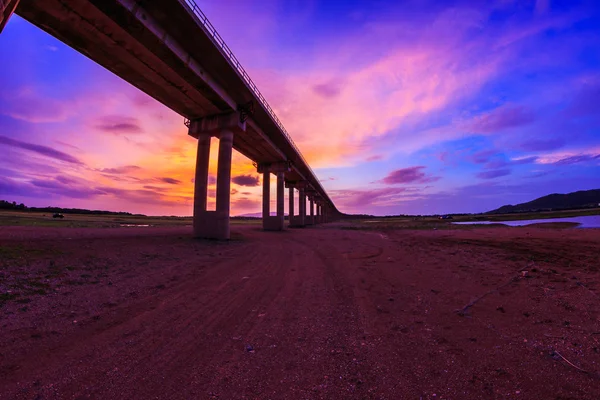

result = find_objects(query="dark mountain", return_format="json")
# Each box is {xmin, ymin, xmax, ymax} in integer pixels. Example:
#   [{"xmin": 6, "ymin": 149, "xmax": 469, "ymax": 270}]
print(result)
[{"xmin": 487, "ymin": 189, "xmax": 600, "ymax": 214}]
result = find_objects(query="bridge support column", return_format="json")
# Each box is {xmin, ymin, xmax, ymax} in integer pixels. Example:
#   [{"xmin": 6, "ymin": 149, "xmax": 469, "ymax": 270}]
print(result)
[
  {"xmin": 286, "ymin": 181, "xmax": 307, "ymax": 228},
  {"xmin": 0, "ymin": 0, "xmax": 19, "ymax": 34},
  {"xmin": 298, "ymin": 186, "xmax": 306, "ymax": 227},
  {"xmin": 307, "ymin": 197, "xmax": 315, "ymax": 225},
  {"xmin": 189, "ymin": 112, "xmax": 245, "ymax": 240},
  {"xmin": 277, "ymin": 172, "xmax": 285, "ymax": 226},
  {"xmin": 288, "ymin": 185, "xmax": 294, "ymax": 227},
  {"xmin": 258, "ymin": 162, "xmax": 289, "ymax": 231}
]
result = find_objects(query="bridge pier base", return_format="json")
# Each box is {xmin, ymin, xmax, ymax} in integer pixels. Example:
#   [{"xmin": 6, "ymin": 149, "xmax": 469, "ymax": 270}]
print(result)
[{"xmin": 189, "ymin": 113, "xmax": 244, "ymax": 240}]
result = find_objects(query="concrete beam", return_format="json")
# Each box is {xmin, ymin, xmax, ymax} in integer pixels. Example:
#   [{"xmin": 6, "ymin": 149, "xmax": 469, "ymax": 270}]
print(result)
[
  {"xmin": 257, "ymin": 161, "xmax": 291, "ymax": 174},
  {"xmin": 188, "ymin": 112, "xmax": 245, "ymax": 139},
  {"xmin": 0, "ymin": 0, "xmax": 19, "ymax": 33}
]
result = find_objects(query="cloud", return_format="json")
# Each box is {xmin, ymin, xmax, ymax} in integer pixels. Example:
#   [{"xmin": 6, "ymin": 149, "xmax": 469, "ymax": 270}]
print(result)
[
  {"xmin": 312, "ymin": 80, "xmax": 343, "ymax": 98},
  {"xmin": 0, "ymin": 176, "xmax": 45, "ymax": 197},
  {"xmin": 0, "ymin": 135, "xmax": 83, "ymax": 165},
  {"xmin": 467, "ymin": 105, "xmax": 535, "ymax": 134},
  {"xmin": 1, "ymin": 89, "xmax": 73, "ymax": 123},
  {"xmin": 232, "ymin": 197, "xmax": 260, "ymax": 210},
  {"xmin": 477, "ymin": 169, "xmax": 511, "ymax": 179},
  {"xmin": 232, "ymin": 174, "xmax": 260, "ymax": 187},
  {"xmin": 535, "ymin": 147, "xmax": 600, "ymax": 165},
  {"xmin": 30, "ymin": 178, "xmax": 106, "ymax": 199},
  {"xmin": 518, "ymin": 138, "xmax": 565, "ymax": 152},
  {"xmin": 470, "ymin": 149, "xmax": 498, "ymax": 164},
  {"xmin": 552, "ymin": 154, "xmax": 600, "ymax": 165},
  {"xmin": 94, "ymin": 115, "xmax": 143, "ymax": 134},
  {"xmin": 380, "ymin": 166, "xmax": 439, "ymax": 185},
  {"xmin": 512, "ymin": 156, "xmax": 538, "ymax": 165},
  {"xmin": 99, "ymin": 165, "xmax": 142, "ymax": 174},
  {"xmin": 331, "ymin": 187, "xmax": 417, "ymax": 209},
  {"xmin": 158, "ymin": 177, "xmax": 181, "ymax": 185},
  {"xmin": 366, "ymin": 155, "xmax": 383, "ymax": 162}
]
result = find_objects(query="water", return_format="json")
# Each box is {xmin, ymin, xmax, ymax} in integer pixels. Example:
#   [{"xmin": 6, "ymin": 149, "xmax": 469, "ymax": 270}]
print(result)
[
  {"xmin": 453, "ymin": 215, "xmax": 600, "ymax": 228},
  {"xmin": 120, "ymin": 224, "xmax": 151, "ymax": 227}
]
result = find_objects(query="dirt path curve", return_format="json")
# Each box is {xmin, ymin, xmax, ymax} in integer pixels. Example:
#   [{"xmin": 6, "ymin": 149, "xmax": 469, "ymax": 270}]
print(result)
[{"xmin": 1, "ymin": 225, "xmax": 600, "ymax": 399}]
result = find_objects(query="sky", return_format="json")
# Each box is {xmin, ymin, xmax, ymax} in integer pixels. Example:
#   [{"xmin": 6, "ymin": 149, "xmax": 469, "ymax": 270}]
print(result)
[{"xmin": 0, "ymin": 0, "xmax": 599, "ymax": 216}]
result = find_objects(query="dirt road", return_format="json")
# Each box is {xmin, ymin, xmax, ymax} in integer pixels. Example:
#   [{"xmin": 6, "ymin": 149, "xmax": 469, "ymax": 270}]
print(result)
[{"xmin": 1, "ymin": 225, "xmax": 599, "ymax": 399}]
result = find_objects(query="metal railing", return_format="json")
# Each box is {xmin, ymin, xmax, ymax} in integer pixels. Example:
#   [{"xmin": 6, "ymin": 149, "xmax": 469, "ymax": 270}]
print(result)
[{"xmin": 180, "ymin": 0, "xmax": 327, "ymax": 198}]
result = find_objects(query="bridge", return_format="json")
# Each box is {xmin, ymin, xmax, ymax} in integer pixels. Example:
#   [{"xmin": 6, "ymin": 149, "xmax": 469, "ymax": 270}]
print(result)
[{"xmin": 0, "ymin": 0, "xmax": 340, "ymax": 239}]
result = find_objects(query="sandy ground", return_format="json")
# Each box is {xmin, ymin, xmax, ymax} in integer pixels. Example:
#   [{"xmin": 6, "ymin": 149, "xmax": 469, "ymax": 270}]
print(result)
[{"xmin": 1, "ymin": 224, "xmax": 599, "ymax": 399}]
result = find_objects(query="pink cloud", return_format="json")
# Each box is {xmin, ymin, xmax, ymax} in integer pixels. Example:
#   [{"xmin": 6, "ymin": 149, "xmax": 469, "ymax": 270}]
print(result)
[
  {"xmin": 466, "ymin": 105, "xmax": 535, "ymax": 134},
  {"xmin": 380, "ymin": 166, "xmax": 439, "ymax": 185},
  {"xmin": 94, "ymin": 115, "xmax": 143, "ymax": 135}
]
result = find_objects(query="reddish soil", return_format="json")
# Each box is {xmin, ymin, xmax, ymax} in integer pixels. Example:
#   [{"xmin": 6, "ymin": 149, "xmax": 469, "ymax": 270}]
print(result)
[{"xmin": 1, "ymin": 224, "xmax": 600, "ymax": 399}]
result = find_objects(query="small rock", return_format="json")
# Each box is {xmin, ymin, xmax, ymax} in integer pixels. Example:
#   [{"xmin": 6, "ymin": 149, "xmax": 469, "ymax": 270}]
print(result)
[{"xmin": 246, "ymin": 344, "xmax": 255, "ymax": 353}]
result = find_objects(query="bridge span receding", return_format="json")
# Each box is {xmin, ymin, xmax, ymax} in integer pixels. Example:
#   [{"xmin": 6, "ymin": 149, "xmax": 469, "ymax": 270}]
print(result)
[{"xmin": 1, "ymin": 0, "xmax": 339, "ymax": 238}]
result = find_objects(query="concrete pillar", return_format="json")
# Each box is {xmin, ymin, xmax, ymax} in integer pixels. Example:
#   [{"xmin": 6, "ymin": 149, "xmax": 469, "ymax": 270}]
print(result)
[
  {"xmin": 309, "ymin": 198, "xmax": 315, "ymax": 225},
  {"xmin": 276, "ymin": 172, "xmax": 285, "ymax": 225},
  {"xmin": 188, "ymin": 112, "xmax": 244, "ymax": 240},
  {"xmin": 262, "ymin": 170, "xmax": 270, "ymax": 223},
  {"xmin": 215, "ymin": 130, "xmax": 234, "ymax": 239},
  {"xmin": 0, "ymin": 0, "xmax": 19, "ymax": 34},
  {"xmin": 259, "ymin": 162, "xmax": 288, "ymax": 231},
  {"xmin": 193, "ymin": 133, "xmax": 211, "ymax": 237},
  {"xmin": 288, "ymin": 186, "xmax": 294, "ymax": 225},
  {"xmin": 299, "ymin": 187, "xmax": 306, "ymax": 226}
]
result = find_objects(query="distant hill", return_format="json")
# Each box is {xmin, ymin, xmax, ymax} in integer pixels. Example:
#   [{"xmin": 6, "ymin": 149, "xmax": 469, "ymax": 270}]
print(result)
[{"xmin": 487, "ymin": 189, "xmax": 600, "ymax": 214}]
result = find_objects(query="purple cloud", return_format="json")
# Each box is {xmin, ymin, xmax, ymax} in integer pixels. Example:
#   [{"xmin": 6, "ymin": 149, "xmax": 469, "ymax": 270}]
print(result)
[
  {"xmin": 552, "ymin": 154, "xmax": 600, "ymax": 165},
  {"xmin": 232, "ymin": 174, "xmax": 260, "ymax": 187},
  {"xmin": 94, "ymin": 116, "xmax": 142, "ymax": 134},
  {"xmin": 0, "ymin": 135, "xmax": 83, "ymax": 165},
  {"xmin": 469, "ymin": 106, "xmax": 535, "ymax": 133},
  {"xmin": 484, "ymin": 159, "xmax": 509, "ymax": 169},
  {"xmin": 477, "ymin": 169, "xmax": 511, "ymax": 179},
  {"xmin": 30, "ymin": 178, "xmax": 106, "ymax": 198},
  {"xmin": 512, "ymin": 156, "xmax": 538, "ymax": 165},
  {"xmin": 366, "ymin": 154, "xmax": 383, "ymax": 162},
  {"xmin": 519, "ymin": 138, "xmax": 565, "ymax": 152},
  {"xmin": 381, "ymin": 166, "xmax": 439, "ymax": 185},
  {"xmin": 470, "ymin": 149, "xmax": 497, "ymax": 164},
  {"xmin": 332, "ymin": 187, "xmax": 413, "ymax": 208},
  {"xmin": 142, "ymin": 185, "xmax": 167, "ymax": 192},
  {"xmin": 312, "ymin": 80, "xmax": 343, "ymax": 98},
  {"xmin": 2, "ymin": 92, "xmax": 71, "ymax": 123},
  {"xmin": 158, "ymin": 177, "xmax": 181, "ymax": 185},
  {"xmin": 100, "ymin": 165, "xmax": 142, "ymax": 174}
]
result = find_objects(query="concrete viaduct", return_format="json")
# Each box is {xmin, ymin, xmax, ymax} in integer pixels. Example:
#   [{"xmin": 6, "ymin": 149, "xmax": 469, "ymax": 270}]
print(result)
[{"xmin": 1, "ymin": 0, "xmax": 340, "ymax": 239}]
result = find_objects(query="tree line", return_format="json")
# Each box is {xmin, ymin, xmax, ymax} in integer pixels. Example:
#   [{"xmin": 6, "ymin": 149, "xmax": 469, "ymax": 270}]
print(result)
[{"xmin": 0, "ymin": 200, "xmax": 139, "ymax": 216}]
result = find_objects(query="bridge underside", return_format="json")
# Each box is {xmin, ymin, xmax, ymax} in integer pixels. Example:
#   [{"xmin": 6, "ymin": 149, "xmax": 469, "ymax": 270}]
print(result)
[{"xmin": 8, "ymin": 0, "xmax": 338, "ymax": 238}]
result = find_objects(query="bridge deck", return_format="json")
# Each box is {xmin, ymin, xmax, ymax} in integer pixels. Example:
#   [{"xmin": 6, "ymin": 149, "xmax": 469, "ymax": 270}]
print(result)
[{"xmin": 16, "ymin": 0, "xmax": 333, "ymax": 202}]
